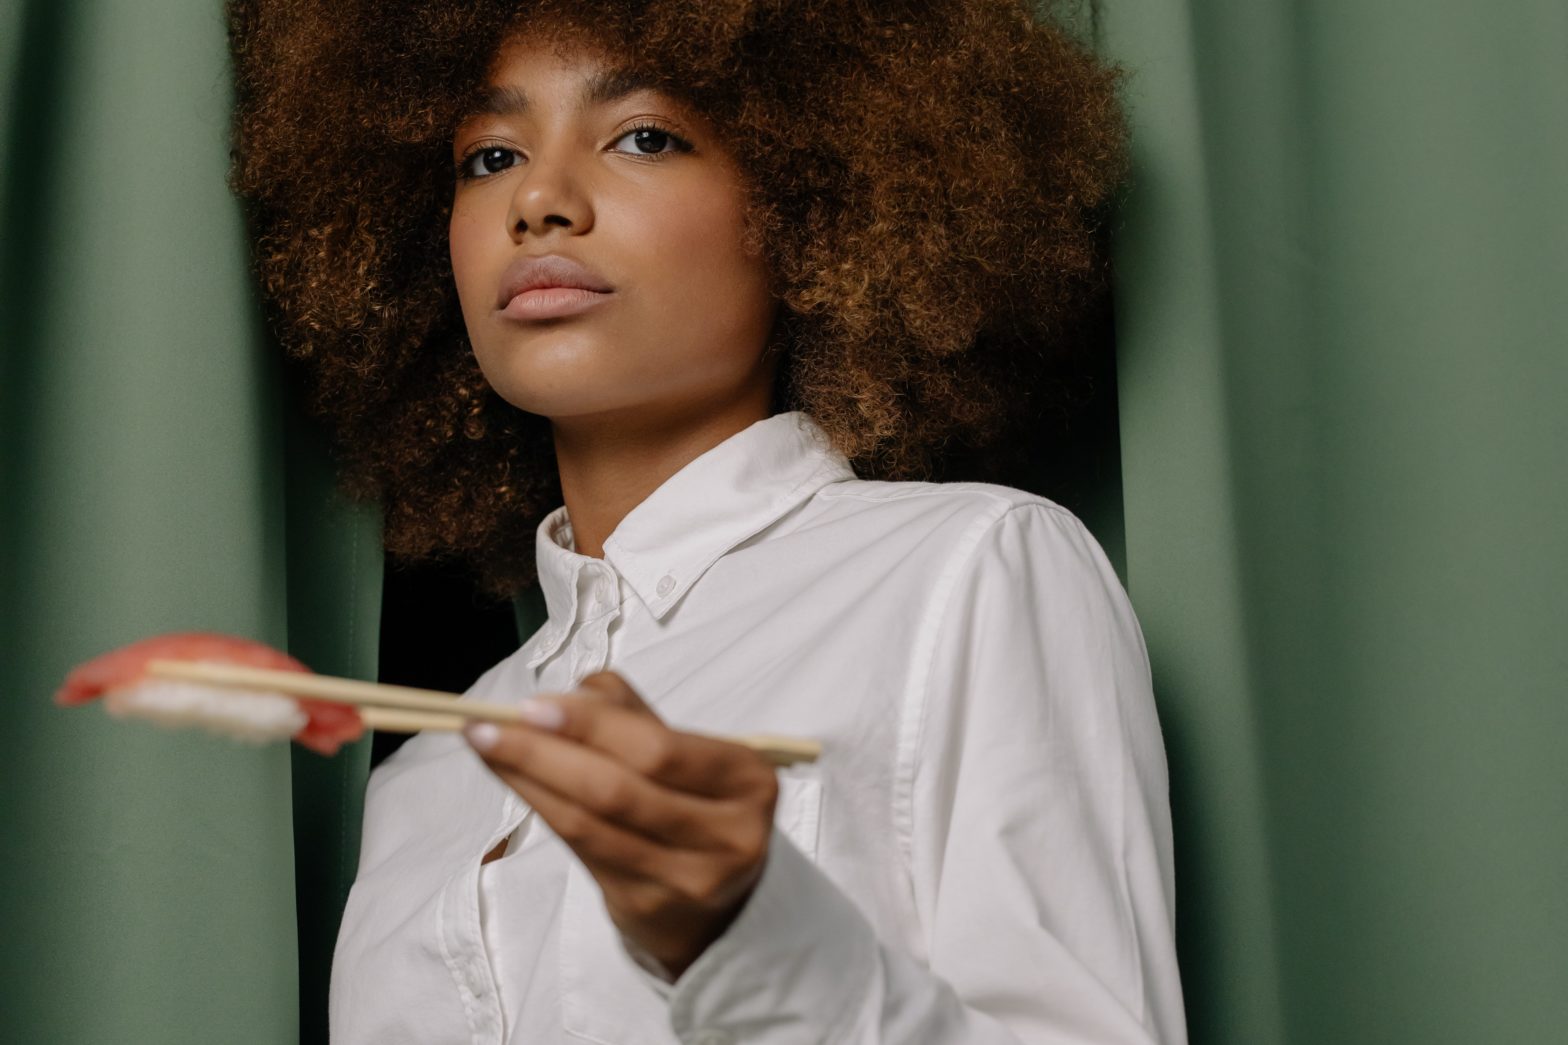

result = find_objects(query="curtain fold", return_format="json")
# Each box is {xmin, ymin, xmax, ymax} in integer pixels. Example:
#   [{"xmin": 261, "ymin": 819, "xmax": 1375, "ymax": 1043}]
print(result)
[
  {"xmin": 0, "ymin": 2, "xmax": 381, "ymax": 1041},
  {"xmin": 1098, "ymin": 1, "xmax": 1568, "ymax": 1042},
  {"xmin": 284, "ymin": 397, "xmax": 384, "ymax": 1045}
]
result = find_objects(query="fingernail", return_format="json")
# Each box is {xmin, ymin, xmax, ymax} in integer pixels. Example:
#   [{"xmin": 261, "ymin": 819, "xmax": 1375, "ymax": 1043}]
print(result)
[
  {"xmin": 464, "ymin": 722, "xmax": 501, "ymax": 751},
  {"xmin": 517, "ymin": 698, "xmax": 565, "ymax": 731}
]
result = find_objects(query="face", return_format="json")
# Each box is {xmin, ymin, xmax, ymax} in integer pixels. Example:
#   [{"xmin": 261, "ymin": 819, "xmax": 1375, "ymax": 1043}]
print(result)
[{"xmin": 449, "ymin": 33, "xmax": 780, "ymax": 430}]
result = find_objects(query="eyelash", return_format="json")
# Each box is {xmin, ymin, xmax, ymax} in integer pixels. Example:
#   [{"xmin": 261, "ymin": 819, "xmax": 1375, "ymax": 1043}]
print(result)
[{"xmin": 453, "ymin": 121, "xmax": 694, "ymax": 182}]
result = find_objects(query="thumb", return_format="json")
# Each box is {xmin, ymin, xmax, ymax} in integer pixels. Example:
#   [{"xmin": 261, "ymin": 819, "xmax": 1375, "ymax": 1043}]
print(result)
[{"xmin": 573, "ymin": 670, "xmax": 658, "ymax": 717}]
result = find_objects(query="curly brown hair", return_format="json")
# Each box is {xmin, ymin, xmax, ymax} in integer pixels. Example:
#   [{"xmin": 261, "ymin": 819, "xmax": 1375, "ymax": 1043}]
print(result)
[{"xmin": 225, "ymin": 0, "xmax": 1128, "ymax": 596}]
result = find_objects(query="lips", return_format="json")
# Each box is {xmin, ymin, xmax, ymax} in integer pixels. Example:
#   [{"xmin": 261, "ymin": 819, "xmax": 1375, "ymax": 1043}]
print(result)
[{"xmin": 496, "ymin": 253, "xmax": 614, "ymax": 310}]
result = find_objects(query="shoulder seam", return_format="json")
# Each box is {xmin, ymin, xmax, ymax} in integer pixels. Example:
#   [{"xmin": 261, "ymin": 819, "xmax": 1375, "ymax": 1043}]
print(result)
[{"xmin": 817, "ymin": 478, "xmax": 1064, "ymax": 513}]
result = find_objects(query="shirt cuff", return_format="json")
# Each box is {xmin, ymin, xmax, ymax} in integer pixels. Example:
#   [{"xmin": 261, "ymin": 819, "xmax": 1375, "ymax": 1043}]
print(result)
[{"xmin": 662, "ymin": 825, "xmax": 877, "ymax": 1042}]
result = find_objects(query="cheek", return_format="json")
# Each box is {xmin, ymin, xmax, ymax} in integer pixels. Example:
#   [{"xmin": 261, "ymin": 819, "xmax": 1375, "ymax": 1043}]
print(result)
[
  {"xmin": 448, "ymin": 208, "xmax": 491, "ymax": 321},
  {"xmin": 633, "ymin": 186, "xmax": 767, "ymax": 304}
]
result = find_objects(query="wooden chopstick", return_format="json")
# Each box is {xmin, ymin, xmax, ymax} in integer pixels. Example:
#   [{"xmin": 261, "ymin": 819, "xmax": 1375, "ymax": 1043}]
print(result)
[
  {"xmin": 357, "ymin": 707, "xmax": 471, "ymax": 733},
  {"xmin": 145, "ymin": 659, "xmax": 820, "ymax": 766}
]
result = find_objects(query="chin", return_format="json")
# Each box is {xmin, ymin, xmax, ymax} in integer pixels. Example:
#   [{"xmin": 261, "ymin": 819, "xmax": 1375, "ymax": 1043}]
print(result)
[
  {"xmin": 478, "ymin": 369, "xmax": 645, "ymax": 421},
  {"xmin": 472, "ymin": 334, "xmax": 616, "ymax": 409}
]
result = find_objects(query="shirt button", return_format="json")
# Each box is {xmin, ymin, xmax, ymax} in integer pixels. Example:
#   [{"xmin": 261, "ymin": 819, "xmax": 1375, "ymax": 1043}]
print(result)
[
  {"xmin": 692, "ymin": 1032, "xmax": 732, "ymax": 1045},
  {"xmin": 656, "ymin": 574, "xmax": 675, "ymax": 597}
]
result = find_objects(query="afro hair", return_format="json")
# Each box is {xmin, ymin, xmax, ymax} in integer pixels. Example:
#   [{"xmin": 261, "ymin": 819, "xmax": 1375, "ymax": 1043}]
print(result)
[{"xmin": 226, "ymin": 0, "xmax": 1128, "ymax": 595}]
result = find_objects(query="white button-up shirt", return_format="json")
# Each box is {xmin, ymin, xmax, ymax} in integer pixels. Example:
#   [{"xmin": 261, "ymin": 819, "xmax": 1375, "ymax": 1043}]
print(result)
[{"xmin": 329, "ymin": 410, "xmax": 1186, "ymax": 1044}]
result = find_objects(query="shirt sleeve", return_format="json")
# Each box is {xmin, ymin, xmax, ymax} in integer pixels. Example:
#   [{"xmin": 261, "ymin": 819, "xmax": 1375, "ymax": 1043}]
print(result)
[{"xmin": 627, "ymin": 501, "xmax": 1187, "ymax": 1044}]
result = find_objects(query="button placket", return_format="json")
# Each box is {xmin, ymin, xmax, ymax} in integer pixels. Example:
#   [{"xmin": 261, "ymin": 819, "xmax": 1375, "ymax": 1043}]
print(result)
[
  {"xmin": 567, "ymin": 567, "xmax": 620, "ymax": 682},
  {"xmin": 439, "ymin": 863, "xmax": 504, "ymax": 1044},
  {"xmin": 572, "ymin": 617, "xmax": 613, "ymax": 679}
]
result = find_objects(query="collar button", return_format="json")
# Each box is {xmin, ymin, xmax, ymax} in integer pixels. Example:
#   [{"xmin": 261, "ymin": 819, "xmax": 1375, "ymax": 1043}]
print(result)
[{"xmin": 655, "ymin": 574, "xmax": 675, "ymax": 597}]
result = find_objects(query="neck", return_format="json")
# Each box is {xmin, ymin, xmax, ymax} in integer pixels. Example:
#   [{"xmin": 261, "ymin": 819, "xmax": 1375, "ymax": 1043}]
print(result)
[{"xmin": 550, "ymin": 391, "xmax": 777, "ymax": 559}]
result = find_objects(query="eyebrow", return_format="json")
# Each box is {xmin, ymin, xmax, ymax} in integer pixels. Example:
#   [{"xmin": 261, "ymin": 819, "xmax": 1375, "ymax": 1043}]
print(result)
[{"xmin": 461, "ymin": 67, "xmax": 662, "ymax": 124}]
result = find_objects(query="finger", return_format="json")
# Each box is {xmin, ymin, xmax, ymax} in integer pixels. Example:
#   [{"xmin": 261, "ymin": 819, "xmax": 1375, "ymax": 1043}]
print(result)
[
  {"xmin": 469, "ymin": 722, "xmax": 756, "ymax": 850},
  {"xmin": 505, "ymin": 769, "xmax": 761, "ymax": 916},
  {"xmin": 527, "ymin": 689, "xmax": 775, "ymax": 799},
  {"xmin": 498, "ymin": 765, "xmax": 673, "ymax": 880}
]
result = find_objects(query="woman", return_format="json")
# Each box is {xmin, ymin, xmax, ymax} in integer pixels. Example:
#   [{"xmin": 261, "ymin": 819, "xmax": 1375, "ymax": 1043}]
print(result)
[{"xmin": 228, "ymin": 0, "xmax": 1185, "ymax": 1041}]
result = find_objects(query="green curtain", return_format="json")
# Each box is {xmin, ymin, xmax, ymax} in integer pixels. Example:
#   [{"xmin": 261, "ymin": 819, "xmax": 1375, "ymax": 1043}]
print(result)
[
  {"xmin": 0, "ymin": 2, "xmax": 381, "ymax": 1042},
  {"xmin": 1097, "ymin": 1, "xmax": 1568, "ymax": 1042}
]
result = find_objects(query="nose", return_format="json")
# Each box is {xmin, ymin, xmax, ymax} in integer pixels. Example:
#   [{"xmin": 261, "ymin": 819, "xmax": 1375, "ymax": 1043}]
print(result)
[{"xmin": 507, "ymin": 146, "xmax": 594, "ymax": 241}]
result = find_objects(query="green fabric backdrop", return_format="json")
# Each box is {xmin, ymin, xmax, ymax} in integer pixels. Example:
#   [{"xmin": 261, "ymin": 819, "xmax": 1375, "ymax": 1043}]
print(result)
[
  {"xmin": 0, "ymin": 2, "xmax": 381, "ymax": 1042},
  {"xmin": 3, "ymin": 1, "xmax": 1564, "ymax": 1043},
  {"xmin": 1097, "ymin": 1, "xmax": 1568, "ymax": 1042}
]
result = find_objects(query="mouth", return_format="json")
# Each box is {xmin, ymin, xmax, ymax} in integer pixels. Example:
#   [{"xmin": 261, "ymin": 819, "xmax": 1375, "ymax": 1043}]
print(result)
[
  {"xmin": 494, "ymin": 252, "xmax": 615, "ymax": 321},
  {"xmin": 498, "ymin": 285, "xmax": 614, "ymax": 321}
]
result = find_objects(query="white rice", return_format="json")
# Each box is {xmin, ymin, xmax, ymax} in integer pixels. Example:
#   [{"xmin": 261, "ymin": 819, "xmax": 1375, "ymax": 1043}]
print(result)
[{"xmin": 103, "ymin": 679, "xmax": 307, "ymax": 744}]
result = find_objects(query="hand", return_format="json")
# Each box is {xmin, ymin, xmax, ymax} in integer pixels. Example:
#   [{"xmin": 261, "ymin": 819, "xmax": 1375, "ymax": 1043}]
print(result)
[{"xmin": 463, "ymin": 671, "xmax": 780, "ymax": 980}]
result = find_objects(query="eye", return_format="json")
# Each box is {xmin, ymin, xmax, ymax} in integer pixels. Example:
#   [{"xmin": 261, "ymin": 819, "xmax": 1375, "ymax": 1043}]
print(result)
[
  {"xmin": 609, "ymin": 122, "xmax": 693, "ymax": 159},
  {"xmin": 453, "ymin": 122, "xmax": 694, "ymax": 182},
  {"xmin": 454, "ymin": 143, "xmax": 519, "ymax": 181}
]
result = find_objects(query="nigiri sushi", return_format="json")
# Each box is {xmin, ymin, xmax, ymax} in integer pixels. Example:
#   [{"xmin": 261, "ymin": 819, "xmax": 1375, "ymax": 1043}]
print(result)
[
  {"xmin": 55, "ymin": 632, "xmax": 365, "ymax": 755},
  {"xmin": 57, "ymin": 633, "xmax": 824, "ymax": 765}
]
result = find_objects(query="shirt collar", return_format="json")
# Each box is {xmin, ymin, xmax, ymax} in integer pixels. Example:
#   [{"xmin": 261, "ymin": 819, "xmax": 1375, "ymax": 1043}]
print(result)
[{"xmin": 529, "ymin": 411, "xmax": 856, "ymax": 659}]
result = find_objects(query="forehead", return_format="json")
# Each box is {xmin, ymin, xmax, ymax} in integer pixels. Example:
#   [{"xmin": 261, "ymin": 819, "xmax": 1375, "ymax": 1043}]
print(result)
[
  {"xmin": 460, "ymin": 62, "xmax": 663, "ymax": 124},
  {"xmin": 453, "ymin": 24, "xmax": 689, "ymax": 133}
]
